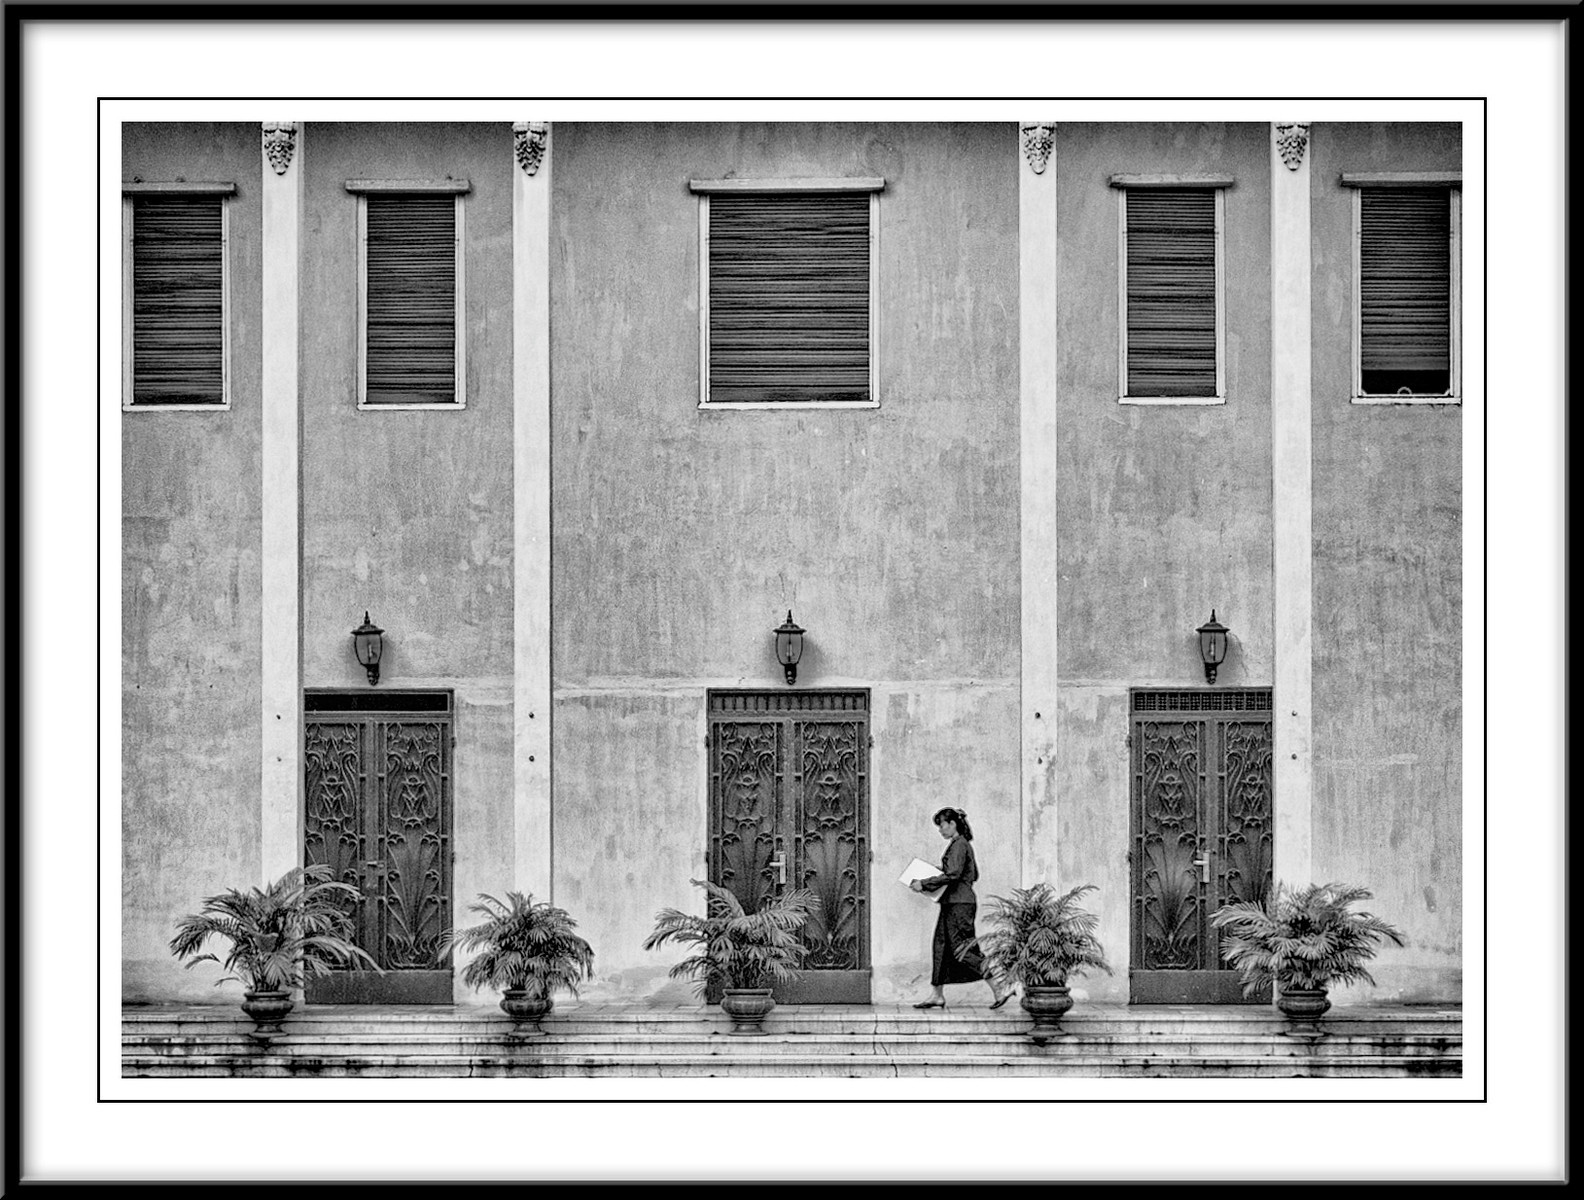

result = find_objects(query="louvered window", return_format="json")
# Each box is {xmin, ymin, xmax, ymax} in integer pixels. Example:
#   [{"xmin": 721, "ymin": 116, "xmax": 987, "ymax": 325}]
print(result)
[
  {"xmin": 351, "ymin": 184, "xmax": 467, "ymax": 408},
  {"xmin": 691, "ymin": 179, "xmax": 882, "ymax": 408},
  {"xmin": 123, "ymin": 188, "xmax": 231, "ymax": 409},
  {"xmin": 1355, "ymin": 185, "xmax": 1458, "ymax": 400},
  {"xmin": 1119, "ymin": 186, "xmax": 1224, "ymax": 402}
]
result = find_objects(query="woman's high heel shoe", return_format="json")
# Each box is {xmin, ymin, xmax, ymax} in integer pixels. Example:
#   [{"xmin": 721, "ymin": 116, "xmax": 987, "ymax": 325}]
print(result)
[
  {"xmin": 988, "ymin": 991, "xmax": 1013, "ymax": 1010},
  {"xmin": 912, "ymin": 999, "xmax": 947, "ymax": 1009}
]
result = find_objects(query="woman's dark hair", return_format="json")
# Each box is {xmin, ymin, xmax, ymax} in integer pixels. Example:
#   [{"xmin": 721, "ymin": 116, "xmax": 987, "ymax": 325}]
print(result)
[{"xmin": 932, "ymin": 807, "xmax": 973, "ymax": 841}]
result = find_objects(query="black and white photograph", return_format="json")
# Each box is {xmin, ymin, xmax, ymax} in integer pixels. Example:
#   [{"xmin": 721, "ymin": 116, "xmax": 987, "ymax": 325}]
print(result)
[
  {"xmin": 115, "ymin": 112, "xmax": 1465, "ymax": 1066},
  {"xmin": 6, "ymin": 9, "xmax": 1567, "ymax": 1188}
]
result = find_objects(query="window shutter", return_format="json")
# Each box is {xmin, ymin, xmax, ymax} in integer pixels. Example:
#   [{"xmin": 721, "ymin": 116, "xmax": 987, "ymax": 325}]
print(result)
[
  {"xmin": 708, "ymin": 193, "xmax": 870, "ymax": 404},
  {"xmin": 1359, "ymin": 188, "xmax": 1451, "ymax": 395},
  {"xmin": 1125, "ymin": 188, "xmax": 1217, "ymax": 398},
  {"xmin": 131, "ymin": 195, "xmax": 224, "ymax": 405},
  {"xmin": 365, "ymin": 194, "xmax": 457, "ymax": 405}
]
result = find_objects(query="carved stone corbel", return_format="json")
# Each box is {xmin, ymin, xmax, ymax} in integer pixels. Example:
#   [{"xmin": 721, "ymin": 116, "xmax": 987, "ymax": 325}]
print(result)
[
  {"xmin": 513, "ymin": 122, "xmax": 548, "ymax": 176},
  {"xmin": 1020, "ymin": 122, "xmax": 1055, "ymax": 175},
  {"xmin": 262, "ymin": 122, "xmax": 298, "ymax": 175},
  {"xmin": 1275, "ymin": 122, "xmax": 1311, "ymax": 171}
]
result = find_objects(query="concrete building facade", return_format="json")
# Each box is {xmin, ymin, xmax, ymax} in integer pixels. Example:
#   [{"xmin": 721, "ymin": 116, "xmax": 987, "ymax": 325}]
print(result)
[{"xmin": 122, "ymin": 120, "xmax": 1461, "ymax": 1007}]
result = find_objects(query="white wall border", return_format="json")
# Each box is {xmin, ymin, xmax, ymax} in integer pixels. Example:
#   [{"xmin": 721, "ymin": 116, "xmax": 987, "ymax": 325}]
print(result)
[
  {"xmin": 260, "ymin": 121, "xmax": 304, "ymax": 885},
  {"xmin": 1270, "ymin": 121, "xmax": 1314, "ymax": 890},
  {"xmin": 514, "ymin": 122, "xmax": 553, "ymax": 899},
  {"xmin": 1020, "ymin": 122, "xmax": 1059, "ymax": 886}
]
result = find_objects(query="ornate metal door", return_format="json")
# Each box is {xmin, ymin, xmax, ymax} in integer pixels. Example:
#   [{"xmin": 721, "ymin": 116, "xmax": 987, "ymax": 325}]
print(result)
[
  {"xmin": 303, "ymin": 690, "xmax": 454, "ymax": 1004},
  {"xmin": 1129, "ymin": 689, "xmax": 1273, "ymax": 1004},
  {"xmin": 707, "ymin": 689, "xmax": 871, "ymax": 1004}
]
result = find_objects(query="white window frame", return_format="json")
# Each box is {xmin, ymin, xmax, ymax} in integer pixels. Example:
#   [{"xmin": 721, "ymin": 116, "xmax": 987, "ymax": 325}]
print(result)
[
  {"xmin": 689, "ymin": 177, "xmax": 883, "ymax": 411},
  {"xmin": 1345, "ymin": 171, "xmax": 1461, "ymax": 406},
  {"xmin": 1112, "ymin": 174, "xmax": 1230, "ymax": 407},
  {"xmin": 122, "ymin": 181, "xmax": 234, "ymax": 412},
  {"xmin": 348, "ymin": 179, "xmax": 469, "ymax": 411}
]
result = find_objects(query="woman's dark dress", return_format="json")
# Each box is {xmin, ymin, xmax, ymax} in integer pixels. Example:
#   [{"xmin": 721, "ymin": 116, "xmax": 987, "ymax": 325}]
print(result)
[{"xmin": 919, "ymin": 835, "xmax": 987, "ymax": 986}]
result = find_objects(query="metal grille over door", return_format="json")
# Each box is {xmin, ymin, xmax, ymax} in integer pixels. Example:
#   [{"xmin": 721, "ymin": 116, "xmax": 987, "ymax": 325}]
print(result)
[
  {"xmin": 304, "ymin": 690, "xmax": 453, "ymax": 1004},
  {"xmin": 1130, "ymin": 688, "xmax": 1273, "ymax": 1004},
  {"xmin": 707, "ymin": 689, "xmax": 870, "ymax": 1004}
]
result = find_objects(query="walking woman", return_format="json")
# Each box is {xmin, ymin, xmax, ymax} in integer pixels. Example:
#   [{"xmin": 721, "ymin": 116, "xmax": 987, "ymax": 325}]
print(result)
[{"xmin": 910, "ymin": 807, "xmax": 1012, "ymax": 1009}]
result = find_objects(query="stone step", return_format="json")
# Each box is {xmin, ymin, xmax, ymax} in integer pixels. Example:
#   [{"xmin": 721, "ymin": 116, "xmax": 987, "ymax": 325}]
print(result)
[
  {"xmin": 121, "ymin": 1011, "xmax": 1463, "ymax": 1040},
  {"xmin": 122, "ymin": 1024, "xmax": 1462, "ymax": 1048},
  {"xmin": 120, "ymin": 1052, "xmax": 1463, "ymax": 1079},
  {"xmin": 124, "ymin": 1031, "xmax": 1461, "ymax": 1059}
]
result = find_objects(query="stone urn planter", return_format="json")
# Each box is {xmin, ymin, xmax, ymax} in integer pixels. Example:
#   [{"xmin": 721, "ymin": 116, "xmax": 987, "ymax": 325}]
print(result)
[
  {"xmin": 438, "ymin": 891, "xmax": 596, "ymax": 1043},
  {"xmin": 643, "ymin": 879, "xmax": 819, "ymax": 1036},
  {"xmin": 972, "ymin": 883, "xmax": 1113, "ymax": 1044},
  {"xmin": 1275, "ymin": 986, "xmax": 1332, "ymax": 1039},
  {"xmin": 240, "ymin": 989, "xmax": 294, "ymax": 1045},
  {"xmin": 169, "ymin": 864, "xmax": 379, "ymax": 1047},
  {"xmin": 720, "ymin": 987, "xmax": 775, "ymax": 1036},
  {"xmin": 1020, "ymin": 984, "xmax": 1074, "ymax": 1043},
  {"xmin": 1210, "ymin": 882, "xmax": 1406, "ymax": 1041},
  {"xmin": 500, "ymin": 988, "xmax": 553, "ymax": 1039}
]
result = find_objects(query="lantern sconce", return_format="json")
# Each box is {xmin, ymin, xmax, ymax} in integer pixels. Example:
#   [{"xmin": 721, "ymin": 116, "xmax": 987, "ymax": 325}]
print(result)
[
  {"xmin": 774, "ymin": 610, "xmax": 805, "ymax": 686},
  {"xmin": 352, "ymin": 611, "xmax": 385, "ymax": 686},
  {"xmin": 1197, "ymin": 609, "xmax": 1229, "ymax": 685}
]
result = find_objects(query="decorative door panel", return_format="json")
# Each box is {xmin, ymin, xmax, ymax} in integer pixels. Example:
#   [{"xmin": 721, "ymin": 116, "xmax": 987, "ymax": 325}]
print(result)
[
  {"xmin": 1134, "ymin": 718, "xmax": 1206, "ymax": 977},
  {"xmin": 1218, "ymin": 718, "xmax": 1276, "ymax": 918},
  {"xmin": 711, "ymin": 720, "xmax": 783, "ymax": 917},
  {"xmin": 377, "ymin": 720, "xmax": 450, "ymax": 972},
  {"xmin": 1130, "ymin": 689, "xmax": 1273, "ymax": 1004},
  {"xmin": 792, "ymin": 719, "xmax": 865, "ymax": 979},
  {"xmin": 303, "ymin": 720, "xmax": 376, "ymax": 954},
  {"xmin": 304, "ymin": 690, "xmax": 454, "ymax": 1004},
  {"xmin": 708, "ymin": 690, "xmax": 870, "ymax": 1004}
]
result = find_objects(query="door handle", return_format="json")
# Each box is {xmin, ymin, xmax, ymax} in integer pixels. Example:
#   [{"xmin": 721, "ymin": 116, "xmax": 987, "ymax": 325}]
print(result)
[
  {"xmin": 768, "ymin": 854, "xmax": 787, "ymax": 886},
  {"xmin": 1190, "ymin": 855, "xmax": 1210, "ymax": 885}
]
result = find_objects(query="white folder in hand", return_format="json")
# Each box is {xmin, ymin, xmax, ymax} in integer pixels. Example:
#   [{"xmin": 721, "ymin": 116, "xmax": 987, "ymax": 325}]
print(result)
[{"xmin": 899, "ymin": 856, "xmax": 946, "ymax": 903}]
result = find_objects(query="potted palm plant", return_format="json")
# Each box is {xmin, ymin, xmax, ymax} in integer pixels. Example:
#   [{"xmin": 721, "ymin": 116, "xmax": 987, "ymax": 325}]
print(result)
[
  {"xmin": 436, "ymin": 891, "xmax": 595, "ymax": 1039},
  {"xmin": 169, "ymin": 864, "xmax": 379, "ymax": 1044},
  {"xmin": 642, "ymin": 879, "xmax": 819, "ymax": 1035},
  {"xmin": 970, "ymin": 882, "xmax": 1113, "ymax": 1042},
  {"xmin": 1210, "ymin": 881, "xmax": 1407, "ymax": 1038}
]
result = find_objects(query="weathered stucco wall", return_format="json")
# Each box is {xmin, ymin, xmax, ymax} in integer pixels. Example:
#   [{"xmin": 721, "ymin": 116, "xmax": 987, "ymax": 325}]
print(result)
[
  {"xmin": 123, "ymin": 124, "xmax": 264, "ymax": 1000},
  {"xmin": 1054, "ymin": 123, "xmax": 1275, "ymax": 683},
  {"xmin": 300, "ymin": 123, "xmax": 517, "ymax": 1001},
  {"xmin": 1053, "ymin": 688, "xmax": 1133, "ymax": 1003},
  {"xmin": 871, "ymin": 686, "xmax": 1021, "ymax": 999},
  {"xmin": 549, "ymin": 122, "xmax": 1021, "ymax": 999},
  {"xmin": 119, "ymin": 119, "xmax": 1462, "ymax": 1011},
  {"xmin": 1310, "ymin": 123, "xmax": 1462, "ymax": 1001},
  {"xmin": 1052, "ymin": 124, "xmax": 1274, "ymax": 1000}
]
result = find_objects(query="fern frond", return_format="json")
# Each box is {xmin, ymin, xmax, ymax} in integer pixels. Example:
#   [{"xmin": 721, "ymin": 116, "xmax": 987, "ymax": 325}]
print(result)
[
  {"xmin": 434, "ymin": 890, "xmax": 596, "ymax": 996},
  {"xmin": 645, "ymin": 879, "xmax": 816, "ymax": 992},
  {"xmin": 977, "ymin": 882, "xmax": 1112, "ymax": 987},
  {"xmin": 1210, "ymin": 879, "xmax": 1406, "ymax": 993}
]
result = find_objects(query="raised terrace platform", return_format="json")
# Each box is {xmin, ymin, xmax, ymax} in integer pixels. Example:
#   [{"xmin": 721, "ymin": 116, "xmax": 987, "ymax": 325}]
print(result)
[{"xmin": 123, "ymin": 1000, "xmax": 1462, "ymax": 1079}]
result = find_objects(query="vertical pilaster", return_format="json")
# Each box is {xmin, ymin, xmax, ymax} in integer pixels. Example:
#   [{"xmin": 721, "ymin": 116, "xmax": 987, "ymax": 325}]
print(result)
[
  {"xmin": 1271, "ymin": 122, "xmax": 1314, "ymax": 888},
  {"xmin": 1019, "ymin": 122, "xmax": 1059, "ymax": 885},
  {"xmin": 260, "ymin": 121, "xmax": 303, "ymax": 885},
  {"xmin": 513, "ymin": 122, "xmax": 553, "ymax": 900}
]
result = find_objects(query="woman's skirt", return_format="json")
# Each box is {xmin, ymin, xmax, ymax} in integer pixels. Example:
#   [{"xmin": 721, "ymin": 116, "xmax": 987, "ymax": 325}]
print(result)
[{"xmin": 931, "ymin": 901, "xmax": 986, "ymax": 986}]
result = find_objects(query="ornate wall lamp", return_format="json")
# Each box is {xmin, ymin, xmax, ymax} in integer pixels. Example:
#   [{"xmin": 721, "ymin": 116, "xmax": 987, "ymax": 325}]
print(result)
[
  {"xmin": 1197, "ymin": 609, "xmax": 1229, "ymax": 684},
  {"xmin": 351, "ymin": 612, "xmax": 385, "ymax": 685},
  {"xmin": 774, "ymin": 610, "xmax": 805, "ymax": 686}
]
